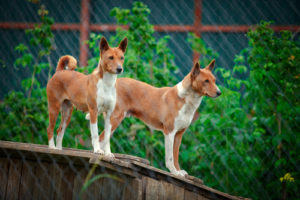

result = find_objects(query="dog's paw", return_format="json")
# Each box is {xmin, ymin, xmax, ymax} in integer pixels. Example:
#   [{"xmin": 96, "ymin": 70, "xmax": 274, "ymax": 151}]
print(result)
[
  {"xmin": 178, "ymin": 170, "xmax": 188, "ymax": 176},
  {"xmin": 172, "ymin": 169, "xmax": 188, "ymax": 177},
  {"xmin": 104, "ymin": 152, "xmax": 115, "ymax": 159},
  {"xmin": 94, "ymin": 148, "xmax": 104, "ymax": 154},
  {"xmin": 56, "ymin": 146, "xmax": 62, "ymax": 150},
  {"xmin": 85, "ymin": 113, "xmax": 90, "ymax": 120},
  {"xmin": 49, "ymin": 146, "xmax": 60, "ymax": 150}
]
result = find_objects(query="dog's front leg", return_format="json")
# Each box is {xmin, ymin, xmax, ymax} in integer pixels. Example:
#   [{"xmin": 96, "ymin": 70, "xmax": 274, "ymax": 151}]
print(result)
[
  {"xmin": 174, "ymin": 129, "xmax": 188, "ymax": 176},
  {"xmin": 89, "ymin": 109, "xmax": 103, "ymax": 154},
  {"xmin": 100, "ymin": 111, "xmax": 114, "ymax": 158},
  {"xmin": 165, "ymin": 130, "xmax": 188, "ymax": 177},
  {"xmin": 164, "ymin": 130, "xmax": 179, "ymax": 175}
]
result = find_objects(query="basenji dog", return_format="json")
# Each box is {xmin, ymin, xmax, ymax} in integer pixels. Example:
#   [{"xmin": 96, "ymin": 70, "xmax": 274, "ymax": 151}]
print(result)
[
  {"xmin": 87, "ymin": 60, "xmax": 221, "ymax": 176},
  {"xmin": 46, "ymin": 37, "xmax": 128, "ymax": 157}
]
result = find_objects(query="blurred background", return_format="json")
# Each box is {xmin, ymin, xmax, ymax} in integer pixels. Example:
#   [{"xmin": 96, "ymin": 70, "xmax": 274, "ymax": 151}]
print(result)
[{"xmin": 0, "ymin": 0, "xmax": 299, "ymax": 199}]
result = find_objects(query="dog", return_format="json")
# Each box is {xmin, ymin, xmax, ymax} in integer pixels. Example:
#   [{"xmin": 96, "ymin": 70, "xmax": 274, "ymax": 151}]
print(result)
[
  {"xmin": 87, "ymin": 60, "xmax": 221, "ymax": 176},
  {"xmin": 46, "ymin": 37, "xmax": 128, "ymax": 157}
]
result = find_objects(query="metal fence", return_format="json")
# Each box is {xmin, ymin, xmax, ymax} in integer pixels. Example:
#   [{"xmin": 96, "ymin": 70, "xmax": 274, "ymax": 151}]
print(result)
[
  {"xmin": 0, "ymin": 0, "xmax": 299, "ymax": 97},
  {"xmin": 0, "ymin": 0, "xmax": 299, "ymax": 199}
]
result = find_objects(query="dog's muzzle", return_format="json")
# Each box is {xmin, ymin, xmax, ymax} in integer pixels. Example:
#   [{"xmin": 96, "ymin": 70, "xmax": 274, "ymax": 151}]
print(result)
[
  {"xmin": 216, "ymin": 88, "xmax": 221, "ymax": 97},
  {"xmin": 116, "ymin": 66, "xmax": 123, "ymax": 74}
]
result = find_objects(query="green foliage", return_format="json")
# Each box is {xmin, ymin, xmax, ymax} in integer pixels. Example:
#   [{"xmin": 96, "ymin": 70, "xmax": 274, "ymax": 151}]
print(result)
[
  {"xmin": 86, "ymin": 2, "xmax": 178, "ymax": 87},
  {"xmin": 14, "ymin": 3, "xmax": 54, "ymax": 97},
  {"xmin": 0, "ymin": 3, "xmax": 92, "ymax": 149},
  {"xmin": 187, "ymin": 32, "xmax": 219, "ymax": 66},
  {"xmin": 241, "ymin": 21, "xmax": 300, "ymax": 199}
]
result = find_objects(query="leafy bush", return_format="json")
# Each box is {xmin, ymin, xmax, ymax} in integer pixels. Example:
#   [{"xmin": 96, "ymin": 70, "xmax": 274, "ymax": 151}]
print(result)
[{"xmin": 241, "ymin": 21, "xmax": 299, "ymax": 200}]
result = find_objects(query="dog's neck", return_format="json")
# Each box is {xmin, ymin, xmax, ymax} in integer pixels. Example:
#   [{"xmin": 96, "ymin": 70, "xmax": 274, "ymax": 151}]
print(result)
[
  {"xmin": 97, "ymin": 60, "xmax": 117, "ymax": 87},
  {"xmin": 177, "ymin": 73, "xmax": 200, "ymax": 98},
  {"xmin": 102, "ymin": 72, "xmax": 117, "ymax": 88},
  {"xmin": 177, "ymin": 73, "xmax": 203, "ymax": 107}
]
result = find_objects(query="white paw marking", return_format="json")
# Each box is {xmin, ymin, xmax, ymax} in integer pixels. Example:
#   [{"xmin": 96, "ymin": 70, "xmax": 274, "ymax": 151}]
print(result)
[
  {"xmin": 48, "ymin": 137, "xmax": 56, "ymax": 149},
  {"xmin": 104, "ymin": 152, "xmax": 115, "ymax": 158},
  {"xmin": 178, "ymin": 170, "xmax": 188, "ymax": 176},
  {"xmin": 94, "ymin": 148, "xmax": 104, "ymax": 154},
  {"xmin": 172, "ymin": 169, "xmax": 188, "ymax": 177}
]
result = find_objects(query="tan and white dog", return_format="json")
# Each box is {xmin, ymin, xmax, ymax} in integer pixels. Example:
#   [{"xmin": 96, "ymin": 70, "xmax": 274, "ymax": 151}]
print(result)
[
  {"xmin": 88, "ymin": 60, "xmax": 221, "ymax": 176},
  {"xmin": 46, "ymin": 37, "xmax": 127, "ymax": 156}
]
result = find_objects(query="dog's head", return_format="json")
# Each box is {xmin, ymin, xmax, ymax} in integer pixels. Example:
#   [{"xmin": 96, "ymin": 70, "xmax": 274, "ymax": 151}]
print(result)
[
  {"xmin": 190, "ymin": 60, "xmax": 221, "ymax": 98},
  {"xmin": 99, "ymin": 37, "xmax": 128, "ymax": 74}
]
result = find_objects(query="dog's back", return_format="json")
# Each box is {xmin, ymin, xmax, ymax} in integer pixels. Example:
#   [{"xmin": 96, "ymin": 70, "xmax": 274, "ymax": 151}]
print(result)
[{"xmin": 47, "ymin": 56, "xmax": 90, "ymax": 112}]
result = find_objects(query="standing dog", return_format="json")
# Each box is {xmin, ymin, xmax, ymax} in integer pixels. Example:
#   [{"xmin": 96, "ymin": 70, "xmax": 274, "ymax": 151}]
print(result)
[
  {"xmin": 88, "ymin": 60, "xmax": 221, "ymax": 175},
  {"xmin": 46, "ymin": 37, "xmax": 127, "ymax": 156}
]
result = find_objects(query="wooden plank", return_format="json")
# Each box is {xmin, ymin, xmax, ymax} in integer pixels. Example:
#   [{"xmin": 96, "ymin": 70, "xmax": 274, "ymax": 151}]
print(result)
[
  {"xmin": 122, "ymin": 178, "xmax": 142, "ymax": 200},
  {"xmin": 132, "ymin": 161, "xmax": 243, "ymax": 200},
  {"xmin": 79, "ymin": 0, "xmax": 90, "ymax": 66},
  {"xmin": 184, "ymin": 189, "xmax": 201, "ymax": 200},
  {"xmin": 194, "ymin": 0, "xmax": 202, "ymax": 36},
  {"xmin": 0, "ymin": 22, "xmax": 298, "ymax": 33},
  {"xmin": 72, "ymin": 168, "xmax": 87, "ymax": 200},
  {"xmin": 159, "ymin": 180, "xmax": 185, "ymax": 200},
  {"xmin": 144, "ymin": 177, "xmax": 160, "ymax": 200},
  {"xmin": 0, "ymin": 141, "xmax": 247, "ymax": 200},
  {"xmin": 5, "ymin": 159, "xmax": 22, "ymax": 200},
  {"xmin": 186, "ymin": 175, "xmax": 204, "ymax": 185},
  {"xmin": 52, "ymin": 163, "xmax": 63, "ymax": 199},
  {"xmin": 0, "ymin": 22, "xmax": 81, "ymax": 30},
  {"xmin": 32, "ymin": 162, "xmax": 54, "ymax": 200},
  {"xmin": 18, "ymin": 160, "xmax": 37, "ymax": 200},
  {"xmin": 89, "ymin": 156, "xmax": 141, "ymax": 178},
  {"xmin": 132, "ymin": 161, "xmax": 202, "ymax": 189},
  {"xmin": 0, "ymin": 157, "xmax": 10, "ymax": 200},
  {"xmin": 99, "ymin": 176, "xmax": 124, "ymax": 200},
  {"xmin": 0, "ymin": 141, "xmax": 149, "ymax": 165},
  {"xmin": 53, "ymin": 164, "xmax": 75, "ymax": 200},
  {"xmin": 89, "ymin": 169, "xmax": 104, "ymax": 199}
]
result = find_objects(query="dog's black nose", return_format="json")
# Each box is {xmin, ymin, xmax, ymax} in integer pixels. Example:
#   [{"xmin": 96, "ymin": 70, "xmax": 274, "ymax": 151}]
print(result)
[
  {"xmin": 117, "ymin": 67, "xmax": 122, "ymax": 73},
  {"xmin": 216, "ymin": 90, "xmax": 221, "ymax": 96}
]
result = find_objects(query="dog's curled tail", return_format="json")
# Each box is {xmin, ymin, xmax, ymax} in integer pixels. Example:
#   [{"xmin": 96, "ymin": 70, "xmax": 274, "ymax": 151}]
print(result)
[{"xmin": 56, "ymin": 55, "xmax": 77, "ymax": 72}]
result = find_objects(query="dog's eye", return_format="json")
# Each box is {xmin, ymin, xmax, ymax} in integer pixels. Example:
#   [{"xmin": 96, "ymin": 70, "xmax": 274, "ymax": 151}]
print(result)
[
  {"xmin": 205, "ymin": 79, "xmax": 209, "ymax": 83},
  {"xmin": 120, "ymin": 56, "xmax": 124, "ymax": 60},
  {"xmin": 109, "ymin": 56, "xmax": 114, "ymax": 60}
]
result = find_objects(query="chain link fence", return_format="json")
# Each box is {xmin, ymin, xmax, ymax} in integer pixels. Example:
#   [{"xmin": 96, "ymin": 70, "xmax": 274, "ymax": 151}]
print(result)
[{"xmin": 0, "ymin": 0, "xmax": 299, "ymax": 199}]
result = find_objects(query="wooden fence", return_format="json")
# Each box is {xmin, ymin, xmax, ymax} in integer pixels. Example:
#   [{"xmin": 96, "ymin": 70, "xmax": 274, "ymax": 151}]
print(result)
[{"xmin": 0, "ymin": 141, "xmax": 249, "ymax": 200}]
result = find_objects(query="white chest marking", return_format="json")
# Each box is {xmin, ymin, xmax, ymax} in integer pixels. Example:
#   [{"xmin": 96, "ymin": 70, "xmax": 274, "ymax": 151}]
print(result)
[
  {"xmin": 96, "ymin": 72, "xmax": 117, "ymax": 113},
  {"xmin": 174, "ymin": 81, "xmax": 202, "ymax": 130}
]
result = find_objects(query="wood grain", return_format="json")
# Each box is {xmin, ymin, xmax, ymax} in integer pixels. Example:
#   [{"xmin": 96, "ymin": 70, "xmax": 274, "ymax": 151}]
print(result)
[
  {"xmin": 5, "ymin": 159, "xmax": 22, "ymax": 200},
  {"xmin": 0, "ymin": 157, "xmax": 10, "ymax": 200},
  {"xmin": 0, "ymin": 141, "xmax": 247, "ymax": 200}
]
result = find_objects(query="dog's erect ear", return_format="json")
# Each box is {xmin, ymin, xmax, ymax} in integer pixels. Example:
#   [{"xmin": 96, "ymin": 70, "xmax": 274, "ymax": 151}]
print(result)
[
  {"xmin": 206, "ymin": 59, "xmax": 215, "ymax": 71},
  {"xmin": 118, "ymin": 37, "xmax": 128, "ymax": 53},
  {"xmin": 100, "ymin": 37, "xmax": 110, "ymax": 52},
  {"xmin": 191, "ymin": 62, "xmax": 201, "ymax": 79}
]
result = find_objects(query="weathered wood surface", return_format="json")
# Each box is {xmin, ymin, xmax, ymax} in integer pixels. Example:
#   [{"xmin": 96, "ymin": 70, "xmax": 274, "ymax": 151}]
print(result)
[{"xmin": 0, "ymin": 140, "xmax": 249, "ymax": 200}]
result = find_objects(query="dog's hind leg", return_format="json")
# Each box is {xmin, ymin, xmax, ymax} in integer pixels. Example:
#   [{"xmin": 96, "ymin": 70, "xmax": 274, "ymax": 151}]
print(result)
[
  {"xmin": 56, "ymin": 100, "xmax": 73, "ymax": 150},
  {"xmin": 99, "ymin": 106, "xmax": 125, "ymax": 143},
  {"xmin": 101, "ymin": 111, "xmax": 115, "ymax": 158},
  {"xmin": 47, "ymin": 101, "xmax": 61, "ymax": 149}
]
